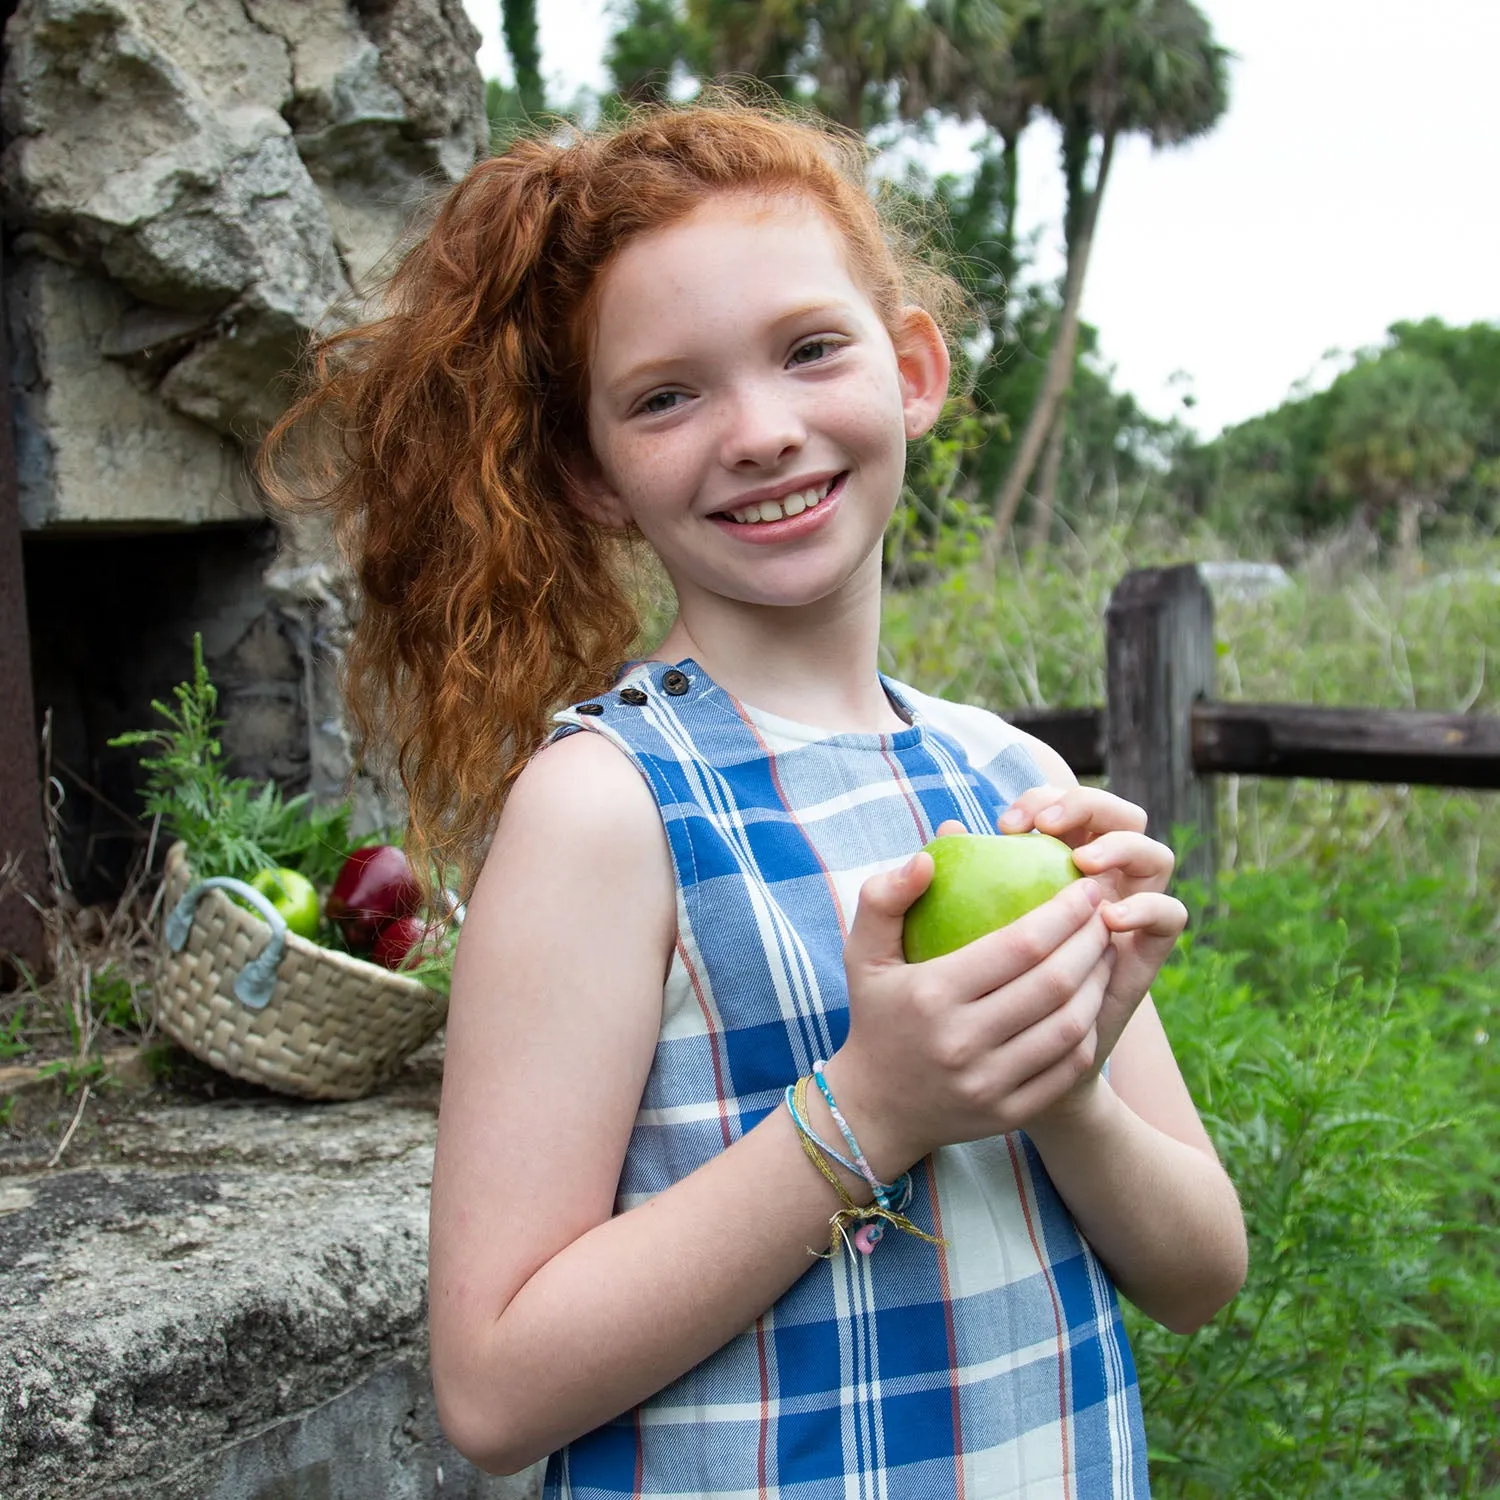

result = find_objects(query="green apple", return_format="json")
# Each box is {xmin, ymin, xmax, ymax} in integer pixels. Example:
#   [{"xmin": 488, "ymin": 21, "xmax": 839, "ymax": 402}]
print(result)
[
  {"xmin": 902, "ymin": 832, "xmax": 1081, "ymax": 963},
  {"xmin": 249, "ymin": 866, "xmax": 322, "ymax": 941}
]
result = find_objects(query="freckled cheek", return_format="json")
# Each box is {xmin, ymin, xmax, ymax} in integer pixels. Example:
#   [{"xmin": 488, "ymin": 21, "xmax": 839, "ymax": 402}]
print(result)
[{"xmin": 602, "ymin": 436, "xmax": 700, "ymax": 507}]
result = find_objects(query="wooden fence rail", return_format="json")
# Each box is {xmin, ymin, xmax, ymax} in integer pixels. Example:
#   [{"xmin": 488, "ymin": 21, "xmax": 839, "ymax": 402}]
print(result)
[{"xmin": 1002, "ymin": 565, "xmax": 1500, "ymax": 884}]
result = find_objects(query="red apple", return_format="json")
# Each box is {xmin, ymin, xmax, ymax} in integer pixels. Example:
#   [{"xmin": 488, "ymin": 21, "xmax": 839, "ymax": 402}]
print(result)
[
  {"xmin": 326, "ymin": 845, "xmax": 420, "ymax": 951},
  {"xmin": 372, "ymin": 914, "xmax": 427, "ymax": 970}
]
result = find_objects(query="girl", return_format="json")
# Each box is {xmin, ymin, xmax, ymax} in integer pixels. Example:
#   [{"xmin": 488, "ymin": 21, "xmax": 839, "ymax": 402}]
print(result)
[{"xmin": 265, "ymin": 101, "xmax": 1246, "ymax": 1497}]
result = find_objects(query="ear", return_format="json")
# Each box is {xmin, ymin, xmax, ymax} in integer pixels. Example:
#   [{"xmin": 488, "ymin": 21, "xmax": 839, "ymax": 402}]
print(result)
[
  {"xmin": 565, "ymin": 459, "xmax": 632, "ymax": 530},
  {"xmin": 893, "ymin": 308, "xmax": 952, "ymax": 441}
]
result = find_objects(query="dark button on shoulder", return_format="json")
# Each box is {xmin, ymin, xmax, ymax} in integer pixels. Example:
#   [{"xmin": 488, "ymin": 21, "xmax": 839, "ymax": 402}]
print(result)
[
  {"xmin": 577, "ymin": 702, "xmax": 605, "ymax": 716},
  {"xmin": 619, "ymin": 686, "xmax": 649, "ymax": 706},
  {"xmin": 662, "ymin": 669, "xmax": 690, "ymax": 696}
]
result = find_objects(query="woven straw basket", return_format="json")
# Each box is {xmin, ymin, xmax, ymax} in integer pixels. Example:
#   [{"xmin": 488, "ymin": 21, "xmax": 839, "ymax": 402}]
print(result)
[{"xmin": 155, "ymin": 841, "xmax": 447, "ymax": 1101}]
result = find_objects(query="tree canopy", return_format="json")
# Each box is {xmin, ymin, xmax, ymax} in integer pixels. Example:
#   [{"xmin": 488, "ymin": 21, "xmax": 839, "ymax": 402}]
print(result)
[{"xmin": 1172, "ymin": 320, "xmax": 1500, "ymax": 557}]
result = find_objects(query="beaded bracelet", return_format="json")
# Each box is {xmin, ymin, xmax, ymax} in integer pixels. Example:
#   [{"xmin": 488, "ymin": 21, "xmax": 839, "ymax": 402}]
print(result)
[
  {"xmin": 788, "ymin": 1075, "xmax": 944, "ymax": 1257},
  {"xmin": 784, "ymin": 1084, "xmax": 914, "ymax": 1209},
  {"xmin": 811, "ymin": 1061, "xmax": 899, "ymax": 1209}
]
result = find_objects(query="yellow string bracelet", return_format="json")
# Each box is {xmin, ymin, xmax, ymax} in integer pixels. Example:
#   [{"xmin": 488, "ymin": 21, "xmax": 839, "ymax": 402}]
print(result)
[{"xmin": 790, "ymin": 1075, "xmax": 947, "ymax": 1257}]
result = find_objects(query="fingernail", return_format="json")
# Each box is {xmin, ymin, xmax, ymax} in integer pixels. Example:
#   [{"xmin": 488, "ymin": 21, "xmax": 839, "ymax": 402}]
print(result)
[
  {"xmin": 999, "ymin": 809, "xmax": 1023, "ymax": 829},
  {"xmin": 1037, "ymin": 807, "xmax": 1062, "ymax": 827},
  {"xmin": 1085, "ymin": 880, "xmax": 1103, "ymax": 907}
]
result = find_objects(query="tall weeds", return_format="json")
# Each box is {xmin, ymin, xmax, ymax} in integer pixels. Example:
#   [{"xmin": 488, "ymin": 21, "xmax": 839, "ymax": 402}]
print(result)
[{"xmin": 883, "ymin": 519, "xmax": 1500, "ymax": 1495}]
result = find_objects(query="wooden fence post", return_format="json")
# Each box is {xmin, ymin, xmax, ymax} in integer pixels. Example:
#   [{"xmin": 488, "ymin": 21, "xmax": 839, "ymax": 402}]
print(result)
[{"xmin": 1104, "ymin": 565, "xmax": 1217, "ymax": 887}]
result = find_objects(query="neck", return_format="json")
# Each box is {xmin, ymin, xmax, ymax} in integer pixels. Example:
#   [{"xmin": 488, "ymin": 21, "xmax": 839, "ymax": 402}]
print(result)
[{"xmin": 650, "ymin": 557, "xmax": 904, "ymax": 733}]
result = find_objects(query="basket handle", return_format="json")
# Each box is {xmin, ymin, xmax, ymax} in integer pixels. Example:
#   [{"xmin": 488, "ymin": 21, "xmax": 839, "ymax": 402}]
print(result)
[{"xmin": 165, "ymin": 877, "xmax": 288, "ymax": 1011}]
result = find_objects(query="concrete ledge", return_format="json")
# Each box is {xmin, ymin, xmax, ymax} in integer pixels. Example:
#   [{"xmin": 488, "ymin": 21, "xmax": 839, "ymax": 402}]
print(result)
[{"xmin": 0, "ymin": 1073, "xmax": 542, "ymax": 1498}]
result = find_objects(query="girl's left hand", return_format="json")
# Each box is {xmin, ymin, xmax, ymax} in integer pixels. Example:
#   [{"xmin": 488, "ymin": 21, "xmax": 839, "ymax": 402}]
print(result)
[{"xmin": 938, "ymin": 785, "xmax": 1187, "ymax": 1071}]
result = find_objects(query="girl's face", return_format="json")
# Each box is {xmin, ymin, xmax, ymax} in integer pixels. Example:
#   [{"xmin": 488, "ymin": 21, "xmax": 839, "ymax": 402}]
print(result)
[{"xmin": 580, "ymin": 195, "xmax": 949, "ymax": 623}]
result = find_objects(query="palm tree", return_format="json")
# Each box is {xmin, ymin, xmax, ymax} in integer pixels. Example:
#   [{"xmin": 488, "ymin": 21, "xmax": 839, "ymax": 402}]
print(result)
[
  {"xmin": 609, "ymin": 0, "xmax": 1025, "ymax": 135},
  {"xmin": 1322, "ymin": 352, "xmax": 1477, "ymax": 573},
  {"xmin": 501, "ymin": 0, "xmax": 545, "ymax": 117},
  {"xmin": 986, "ymin": 0, "xmax": 1228, "ymax": 554}
]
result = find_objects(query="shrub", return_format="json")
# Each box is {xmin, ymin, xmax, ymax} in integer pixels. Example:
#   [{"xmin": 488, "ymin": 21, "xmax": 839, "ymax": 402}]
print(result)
[{"xmin": 1134, "ymin": 859, "xmax": 1498, "ymax": 1497}]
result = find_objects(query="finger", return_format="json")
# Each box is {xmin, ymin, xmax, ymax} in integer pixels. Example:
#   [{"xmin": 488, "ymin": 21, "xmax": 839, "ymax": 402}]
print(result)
[
  {"xmin": 934, "ymin": 819, "xmax": 968, "ymax": 838},
  {"xmin": 996, "ymin": 785, "xmax": 1067, "ymax": 834},
  {"xmin": 1001, "ymin": 1030, "xmax": 1102, "ymax": 1125},
  {"xmin": 1004, "ymin": 787, "xmax": 1149, "ymax": 843},
  {"xmin": 1101, "ymin": 892, "xmax": 1189, "ymax": 940},
  {"xmin": 925, "ymin": 876, "xmax": 1104, "ymax": 995},
  {"xmin": 1068, "ymin": 830, "xmax": 1176, "ymax": 890},
  {"xmin": 989, "ymin": 963, "xmax": 1107, "ymax": 1101},
  {"xmin": 846, "ymin": 852, "xmax": 935, "ymax": 970},
  {"xmin": 970, "ymin": 920, "xmax": 1113, "ymax": 1048}
]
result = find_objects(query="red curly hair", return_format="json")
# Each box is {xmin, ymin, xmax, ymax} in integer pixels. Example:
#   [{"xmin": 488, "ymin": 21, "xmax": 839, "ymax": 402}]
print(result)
[{"xmin": 259, "ymin": 98, "xmax": 963, "ymax": 899}]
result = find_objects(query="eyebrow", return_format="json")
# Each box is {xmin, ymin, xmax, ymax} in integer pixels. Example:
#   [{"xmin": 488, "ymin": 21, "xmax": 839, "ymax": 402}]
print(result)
[{"xmin": 604, "ymin": 300, "xmax": 858, "ymax": 398}]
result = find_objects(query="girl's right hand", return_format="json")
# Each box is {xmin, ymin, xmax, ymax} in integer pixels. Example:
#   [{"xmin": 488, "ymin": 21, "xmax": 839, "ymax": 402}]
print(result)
[{"xmin": 823, "ymin": 850, "xmax": 1115, "ymax": 1180}]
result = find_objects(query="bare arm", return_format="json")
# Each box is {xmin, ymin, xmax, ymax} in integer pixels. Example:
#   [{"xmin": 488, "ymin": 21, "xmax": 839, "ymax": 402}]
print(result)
[
  {"xmin": 1023, "ymin": 1005, "xmax": 1248, "ymax": 1333},
  {"xmin": 992, "ymin": 739, "xmax": 1249, "ymax": 1332}
]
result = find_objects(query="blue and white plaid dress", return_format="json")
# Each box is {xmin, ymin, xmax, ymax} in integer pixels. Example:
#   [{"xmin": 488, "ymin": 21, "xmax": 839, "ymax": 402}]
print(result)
[{"xmin": 543, "ymin": 658, "xmax": 1149, "ymax": 1499}]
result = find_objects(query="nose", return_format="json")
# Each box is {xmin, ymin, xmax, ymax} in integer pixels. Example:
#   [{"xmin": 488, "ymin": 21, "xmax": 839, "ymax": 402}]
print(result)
[{"xmin": 719, "ymin": 379, "xmax": 806, "ymax": 469}]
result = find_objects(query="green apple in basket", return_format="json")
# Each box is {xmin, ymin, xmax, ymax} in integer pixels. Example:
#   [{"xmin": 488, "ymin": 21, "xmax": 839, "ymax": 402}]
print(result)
[
  {"xmin": 248, "ymin": 866, "xmax": 322, "ymax": 941},
  {"xmin": 902, "ymin": 832, "xmax": 1081, "ymax": 963}
]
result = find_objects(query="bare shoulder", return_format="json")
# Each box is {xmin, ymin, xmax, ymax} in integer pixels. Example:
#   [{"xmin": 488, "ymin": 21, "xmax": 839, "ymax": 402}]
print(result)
[
  {"xmin": 498, "ymin": 726, "xmax": 667, "ymax": 843},
  {"xmin": 1016, "ymin": 733, "xmax": 1079, "ymax": 791},
  {"xmin": 453, "ymin": 729, "xmax": 672, "ymax": 996}
]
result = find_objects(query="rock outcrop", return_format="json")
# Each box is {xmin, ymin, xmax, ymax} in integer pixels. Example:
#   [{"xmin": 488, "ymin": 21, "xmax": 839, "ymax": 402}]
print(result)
[
  {"xmin": 0, "ymin": 1048, "xmax": 543, "ymax": 1498},
  {"xmin": 3, "ymin": 0, "xmax": 487, "ymax": 529}
]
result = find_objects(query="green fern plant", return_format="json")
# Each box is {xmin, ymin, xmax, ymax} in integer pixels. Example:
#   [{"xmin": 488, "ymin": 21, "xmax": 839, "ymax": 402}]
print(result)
[{"xmin": 109, "ymin": 635, "xmax": 352, "ymax": 885}]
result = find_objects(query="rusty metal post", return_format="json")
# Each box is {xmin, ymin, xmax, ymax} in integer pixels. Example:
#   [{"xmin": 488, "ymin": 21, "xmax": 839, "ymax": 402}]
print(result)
[{"xmin": 0, "ymin": 226, "xmax": 49, "ymax": 978}]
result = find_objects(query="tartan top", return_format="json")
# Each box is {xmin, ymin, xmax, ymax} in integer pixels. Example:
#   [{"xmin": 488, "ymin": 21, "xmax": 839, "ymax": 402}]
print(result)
[{"xmin": 542, "ymin": 658, "xmax": 1148, "ymax": 1499}]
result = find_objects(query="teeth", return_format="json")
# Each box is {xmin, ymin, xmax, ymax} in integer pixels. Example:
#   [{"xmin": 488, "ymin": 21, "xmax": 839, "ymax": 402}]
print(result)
[{"xmin": 726, "ymin": 480, "xmax": 834, "ymax": 525}]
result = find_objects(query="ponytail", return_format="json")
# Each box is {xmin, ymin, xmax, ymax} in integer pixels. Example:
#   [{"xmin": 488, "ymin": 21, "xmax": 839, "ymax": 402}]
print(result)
[{"xmin": 260, "ymin": 148, "xmax": 639, "ymax": 901}]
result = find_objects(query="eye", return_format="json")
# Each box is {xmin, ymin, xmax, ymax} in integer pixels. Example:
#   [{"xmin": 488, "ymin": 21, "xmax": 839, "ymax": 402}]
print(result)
[
  {"xmin": 789, "ymin": 338, "xmax": 840, "ymax": 367},
  {"xmin": 637, "ymin": 389, "xmax": 686, "ymax": 416}
]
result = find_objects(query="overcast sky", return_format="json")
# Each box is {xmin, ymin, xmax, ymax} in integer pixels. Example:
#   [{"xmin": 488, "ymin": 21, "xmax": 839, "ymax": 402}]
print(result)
[{"xmin": 462, "ymin": 0, "xmax": 1500, "ymax": 437}]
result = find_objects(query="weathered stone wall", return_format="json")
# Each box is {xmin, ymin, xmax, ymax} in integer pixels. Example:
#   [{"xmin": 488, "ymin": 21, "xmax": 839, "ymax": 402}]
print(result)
[
  {"xmin": 3, "ymin": 0, "xmax": 486, "ymax": 529},
  {"xmin": 2, "ymin": 0, "xmax": 489, "ymax": 884},
  {"xmin": 0, "ymin": 1054, "xmax": 543, "ymax": 1499}
]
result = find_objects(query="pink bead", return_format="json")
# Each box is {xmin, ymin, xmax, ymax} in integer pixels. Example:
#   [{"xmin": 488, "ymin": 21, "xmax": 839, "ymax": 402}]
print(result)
[{"xmin": 853, "ymin": 1224, "xmax": 881, "ymax": 1255}]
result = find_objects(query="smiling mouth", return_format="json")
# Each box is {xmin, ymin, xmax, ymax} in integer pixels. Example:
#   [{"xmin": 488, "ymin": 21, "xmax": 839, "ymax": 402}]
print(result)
[{"xmin": 717, "ymin": 475, "xmax": 842, "ymax": 525}]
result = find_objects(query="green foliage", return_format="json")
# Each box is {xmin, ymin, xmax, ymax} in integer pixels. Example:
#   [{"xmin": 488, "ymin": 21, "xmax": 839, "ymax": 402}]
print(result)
[
  {"xmin": 0, "ymin": 1007, "xmax": 30, "ymax": 1059},
  {"xmin": 36, "ymin": 1055, "xmax": 109, "ymax": 1095},
  {"xmin": 1179, "ymin": 320, "xmax": 1500, "ymax": 551},
  {"xmin": 882, "ymin": 509, "xmax": 1224, "ymax": 707},
  {"xmin": 108, "ymin": 635, "xmax": 353, "ymax": 887},
  {"xmin": 501, "ymin": 0, "xmax": 545, "ymax": 117},
  {"xmin": 92, "ymin": 963, "xmax": 144, "ymax": 1033},
  {"xmin": 1136, "ymin": 860, "xmax": 1498, "ymax": 1496},
  {"xmin": 882, "ymin": 523, "xmax": 1500, "ymax": 1493},
  {"xmin": 1325, "ymin": 353, "xmax": 1475, "ymax": 500}
]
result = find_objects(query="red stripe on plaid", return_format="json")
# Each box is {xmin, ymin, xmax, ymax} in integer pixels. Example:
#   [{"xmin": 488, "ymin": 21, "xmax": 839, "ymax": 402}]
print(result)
[
  {"xmin": 678, "ymin": 936, "xmax": 734, "ymax": 1150},
  {"xmin": 878, "ymin": 740, "xmax": 931, "ymax": 844},
  {"xmin": 756, "ymin": 1316, "xmax": 772, "ymax": 1499},
  {"xmin": 924, "ymin": 1158, "xmax": 966, "ymax": 1500},
  {"xmin": 1006, "ymin": 1133, "xmax": 1074, "ymax": 1500},
  {"xmin": 734, "ymin": 697, "xmax": 851, "ymax": 938}
]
